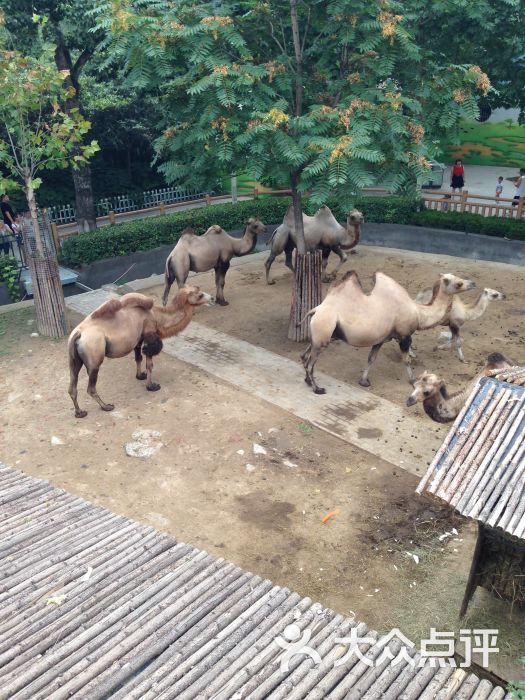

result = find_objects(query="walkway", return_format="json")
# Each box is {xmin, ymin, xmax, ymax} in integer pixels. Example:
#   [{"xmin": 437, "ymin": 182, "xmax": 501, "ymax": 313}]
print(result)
[
  {"xmin": 66, "ymin": 289, "xmax": 444, "ymax": 476},
  {"xmin": 0, "ymin": 463, "xmax": 510, "ymax": 699}
]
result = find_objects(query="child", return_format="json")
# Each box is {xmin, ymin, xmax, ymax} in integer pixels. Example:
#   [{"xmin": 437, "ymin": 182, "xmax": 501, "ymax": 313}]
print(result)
[{"xmin": 495, "ymin": 176, "xmax": 504, "ymax": 198}]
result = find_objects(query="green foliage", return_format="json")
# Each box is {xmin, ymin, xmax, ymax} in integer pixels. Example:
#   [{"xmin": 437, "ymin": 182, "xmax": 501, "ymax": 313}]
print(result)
[
  {"xmin": 0, "ymin": 256, "xmax": 22, "ymax": 302},
  {"xmin": 59, "ymin": 198, "xmax": 292, "ymax": 266},
  {"xmin": 507, "ymin": 656, "xmax": 525, "ymax": 699},
  {"xmin": 98, "ymin": 0, "xmax": 491, "ymax": 203},
  {"xmin": 410, "ymin": 209, "xmax": 525, "ymax": 240},
  {"xmin": 440, "ymin": 119, "xmax": 525, "ymax": 167}
]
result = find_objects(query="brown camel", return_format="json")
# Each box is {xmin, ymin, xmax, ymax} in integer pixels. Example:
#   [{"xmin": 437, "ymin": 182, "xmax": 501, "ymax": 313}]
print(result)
[
  {"xmin": 265, "ymin": 204, "xmax": 364, "ymax": 284},
  {"xmin": 163, "ymin": 218, "xmax": 266, "ymax": 306},
  {"xmin": 416, "ymin": 286, "xmax": 506, "ymax": 362},
  {"xmin": 406, "ymin": 352, "xmax": 516, "ymax": 422},
  {"xmin": 68, "ymin": 286, "xmax": 212, "ymax": 417},
  {"xmin": 300, "ymin": 271, "xmax": 475, "ymax": 394}
]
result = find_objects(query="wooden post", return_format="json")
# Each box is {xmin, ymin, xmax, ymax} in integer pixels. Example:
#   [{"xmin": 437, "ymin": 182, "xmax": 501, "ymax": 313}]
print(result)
[
  {"xmin": 205, "ymin": 194, "xmax": 211, "ymax": 206},
  {"xmin": 254, "ymin": 188, "xmax": 259, "ymax": 199},
  {"xmin": 287, "ymin": 250, "xmax": 323, "ymax": 342},
  {"xmin": 517, "ymin": 197, "xmax": 524, "ymax": 220},
  {"xmin": 108, "ymin": 211, "xmax": 116, "ymax": 225},
  {"xmin": 50, "ymin": 222, "xmax": 60, "ymax": 254},
  {"xmin": 460, "ymin": 189, "xmax": 468, "ymax": 212},
  {"xmin": 159, "ymin": 202, "xmax": 166, "ymax": 216},
  {"xmin": 231, "ymin": 175, "xmax": 238, "ymax": 204},
  {"xmin": 459, "ymin": 522, "xmax": 485, "ymax": 618}
]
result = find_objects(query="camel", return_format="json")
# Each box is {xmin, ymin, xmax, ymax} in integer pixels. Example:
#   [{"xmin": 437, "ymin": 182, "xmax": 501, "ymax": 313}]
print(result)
[
  {"xmin": 265, "ymin": 204, "xmax": 364, "ymax": 285},
  {"xmin": 68, "ymin": 286, "xmax": 212, "ymax": 418},
  {"xmin": 406, "ymin": 352, "xmax": 515, "ymax": 422},
  {"xmin": 162, "ymin": 218, "xmax": 265, "ymax": 306},
  {"xmin": 416, "ymin": 286, "xmax": 506, "ymax": 362},
  {"xmin": 300, "ymin": 271, "xmax": 476, "ymax": 394}
]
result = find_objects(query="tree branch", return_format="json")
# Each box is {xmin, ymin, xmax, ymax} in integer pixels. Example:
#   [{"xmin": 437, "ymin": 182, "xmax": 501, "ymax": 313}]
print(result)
[{"xmin": 72, "ymin": 47, "xmax": 93, "ymax": 80}]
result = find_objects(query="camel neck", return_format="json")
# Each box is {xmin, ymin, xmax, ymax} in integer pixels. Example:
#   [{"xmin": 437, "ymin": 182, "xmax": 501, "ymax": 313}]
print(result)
[
  {"xmin": 154, "ymin": 303, "xmax": 194, "ymax": 338},
  {"xmin": 233, "ymin": 227, "xmax": 257, "ymax": 256},
  {"xmin": 466, "ymin": 293, "xmax": 489, "ymax": 321},
  {"xmin": 416, "ymin": 287, "xmax": 453, "ymax": 330}
]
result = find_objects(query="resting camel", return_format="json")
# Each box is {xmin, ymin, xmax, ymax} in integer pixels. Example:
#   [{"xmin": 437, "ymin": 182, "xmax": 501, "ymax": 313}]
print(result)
[
  {"xmin": 163, "ymin": 218, "xmax": 265, "ymax": 306},
  {"xmin": 416, "ymin": 286, "xmax": 506, "ymax": 362},
  {"xmin": 265, "ymin": 204, "xmax": 363, "ymax": 285},
  {"xmin": 406, "ymin": 352, "xmax": 515, "ymax": 422},
  {"xmin": 68, "ymin": 286, "xmax": 211, "ymax": 417},
  {"xmin": 300, "ymin": 271, "xmax": 475, "ymax": 394}
]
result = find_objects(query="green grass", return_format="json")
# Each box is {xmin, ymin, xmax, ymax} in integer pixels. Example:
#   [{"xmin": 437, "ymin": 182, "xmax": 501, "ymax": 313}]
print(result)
[{"xmin": 440, "ymin": 120, "xmax": 525, "ymax": 167}]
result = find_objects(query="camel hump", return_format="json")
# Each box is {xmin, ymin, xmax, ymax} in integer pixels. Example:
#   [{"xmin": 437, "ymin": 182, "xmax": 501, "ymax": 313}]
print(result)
[
  {"xmin": 331, "ymin": 269, "xmax": 361, "ymax": 289},
  {"xmin": 120, "ymin": 293, "xmax": 154, "ymax": 311},
  {"xmin": 180, "ymin": 226, "xmax": 196, "ymax": 239},
  {"xmin": 207, "ymin": 225, "xmax": 224, "ymax": 235},
  {"xmin": 90, "ymin": 298, "xmax": 123, "ymax": 319},
  {"xmin": 283, "ymin": 203, "xmax": 295, "ymax": 228}
]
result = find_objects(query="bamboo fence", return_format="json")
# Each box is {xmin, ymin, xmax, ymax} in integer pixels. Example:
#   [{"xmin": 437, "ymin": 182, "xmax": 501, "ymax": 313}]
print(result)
[
  {"xmin": 421, "ymin": 188, "xmax": 525, "ymax": 219},
  {"xmin": 0, "ymin": 462, "xmax": 511, "ymax": 698},
  {"xmin": 287, "ymin": 250, "xmax": 323, "ymax": 342}
]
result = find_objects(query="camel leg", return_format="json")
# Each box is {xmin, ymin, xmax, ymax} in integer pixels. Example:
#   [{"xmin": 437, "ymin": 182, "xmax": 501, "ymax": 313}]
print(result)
[
  {"xmin": 69, "ymin": 349, "xmax": 87, "ymax": 419},
  {"xmin": 301, "ymin": 344, "xmax": 313, "ymax": 385},
  {"xmin": 399, "ymin": 336, "xmax": 415, "ymax": 383},
  {"xmin": 327, "ymin": 245, "xmax": 347, "ymax": 281},
  {"xmin": 359, "ymin": 343, "xmax": 383, "ymax": 387},
  {"xmin": 87, "ymin": 368, "xmax": 114, "ymax": 412},
  {"xmin": 214, "ymin": 260, "xmax": 230, "ymax": 305},
  {"xmin": 284, "ymin": 240, "xmax": 295, "ymax": 272},
  {"xmin": 162, "ymin": 266, "xmax": 174, "ymax": 306},
  {"xmin": 321, "ymin": 247, "xmax": 332, "ymax": 283},
  {"xmin": 145, "ymin": 355, "xmax": 160, "ymax": 391},
  {"xmin": 451, "ymin": 325, "xmax": 465, "ymax": 362},
  {"xmin": 265, "ymin": 252, "xmax": 277, "ymax": 285},
  {"xmin": 135, "ymin": 343, "xmax": 147, "ymax": 380},
  {"xmin": 306, "ymin": 346, "xmax": 326, "ymax": 395}
]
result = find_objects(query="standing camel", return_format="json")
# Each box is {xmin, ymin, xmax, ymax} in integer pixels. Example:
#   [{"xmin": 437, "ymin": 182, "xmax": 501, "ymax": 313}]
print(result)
[
  {"xmin": 68, "ymin": 286, "xmax": 211, "ymax": 417},
  {"xmin": 416, "ymin": 286, "xmax": 506, "ymax": 361},
  {"xmin": 163, "ymin": 218, "xmax": 265, "ymax": 306},
  {"xmin": 300, "ymin": 271, "xmax": 475, "ymax": 394},
  {"xmin": 406, "ymin": 352, "xmax": 515, "ymax": 422},
  {"xmin": 265, "ymin": 204, "xmax": 363, "ymax": 284}
]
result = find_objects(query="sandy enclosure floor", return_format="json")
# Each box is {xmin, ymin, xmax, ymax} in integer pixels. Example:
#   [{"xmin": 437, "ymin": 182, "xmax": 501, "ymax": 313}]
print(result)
[{"xmin": 1, "ymin": 243, "xmax": 524, "ymax": 683}]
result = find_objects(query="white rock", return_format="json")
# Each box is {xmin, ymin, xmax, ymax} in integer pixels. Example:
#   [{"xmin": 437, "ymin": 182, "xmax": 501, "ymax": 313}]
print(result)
[
  {"xmin": 245, "ymin": 463, "xmax": 257, "ymax": 472},
  {"xmin": 30, "ymin": 332, "xmax": 39, "ymax": 337},
  {"xmin": 125, "ymin": 429, "xmax": 163, "ymax": 459},
  {"xmin": 51, "ymin": 436, "xmax": 64, "ymax": 446},
  {"xmin": 283, "ymin": 460, "xmax": 298, "ymax": 468},
  {"xmin": 236, "ymin": 449, "xmax": 245, "ymax": 455},
  {"xmin": 253, "ymin": 443, "xmax": 267, "ymax": 456}
]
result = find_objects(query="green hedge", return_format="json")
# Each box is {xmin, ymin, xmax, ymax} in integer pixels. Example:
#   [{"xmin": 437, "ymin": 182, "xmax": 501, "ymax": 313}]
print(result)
[
  {"xmin": 409, "ymin": 209, "xmax": 525, "ymax": 241},
  {"xmin": 0, "ymin": 256, "xmax": 22, "ymax": 302},
  {"xmin": 59, "ymin": 193, "xmax": 525, "ymax": 267},
  {"xmin": 59, "ymin": 197, "xmax": 291, "ymax": 267}
]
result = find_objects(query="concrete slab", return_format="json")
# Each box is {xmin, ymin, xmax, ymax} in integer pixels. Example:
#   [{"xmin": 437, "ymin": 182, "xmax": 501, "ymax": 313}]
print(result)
[
  {"xmin": 20, "ymin": 265, "xmax": 79, "ymax": 295},
  {"xmin": 65, "ymin": 288, "xmax": 441, "ymax": 476}
]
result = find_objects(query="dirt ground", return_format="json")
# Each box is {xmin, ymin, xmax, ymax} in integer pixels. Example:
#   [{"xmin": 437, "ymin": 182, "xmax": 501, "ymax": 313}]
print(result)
[{"xmin": 1, "ymin": 243, "xmax": 524, "ymax": 684}]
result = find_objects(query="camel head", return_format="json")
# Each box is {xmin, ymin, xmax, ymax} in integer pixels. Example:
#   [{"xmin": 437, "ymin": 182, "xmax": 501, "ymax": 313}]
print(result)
[
  {"xmin": 341, "ymin": 209, "xmax": 364, "ymax": 250},
  {"xmin": 246, "ymin": 217, "xmax": 266, "ymax": 236},
  {"xmin": 482, "ymin": 287, "xmax": 506, "ymax": 302},
  {"xmin": 484, "ymin": 351, "xmax": 514, "ymax": 374},
  {"xmin": 406, "ymin": 371, "xmax": 445, "ymax": 407},
  {"xmin": 439, "ymin": 273, "xmax": 476, "ymax": 295},
  {"xmin": 177, "ymin": 285, "xmax": 213, "ymax": 307}
]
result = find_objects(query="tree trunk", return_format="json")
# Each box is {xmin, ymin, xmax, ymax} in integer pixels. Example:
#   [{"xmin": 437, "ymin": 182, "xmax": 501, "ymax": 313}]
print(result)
[
  {"xmin": 72, "ymin": 165, "xmax": 97, "ymax": 233},
  {"xmin": 231, "ymin": 175, "xmax": 238, "ymax": 204},
  {"xmin": 287, "ymin": 176, "xmax": 322, "ymax": 342},
  {"xmin": 24, "ymin": 184, "xmax": 68, "ymax": 338}
]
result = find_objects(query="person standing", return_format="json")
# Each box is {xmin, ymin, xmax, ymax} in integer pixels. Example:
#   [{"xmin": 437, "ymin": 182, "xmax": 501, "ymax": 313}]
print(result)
[
  {"xmin": 495, "ymin": 176, "xmax": 504, "ymax": 199},
  {"xmin": 512, "ymin": 167, "xmax": 525, "ymax": 207},
  {"xmin": 1, "ymin": 194, "xmax": 15, "ymax": 232},
  {"xmin": 450, "ymin": 159, "xmax": 465, "ymax": 193}
]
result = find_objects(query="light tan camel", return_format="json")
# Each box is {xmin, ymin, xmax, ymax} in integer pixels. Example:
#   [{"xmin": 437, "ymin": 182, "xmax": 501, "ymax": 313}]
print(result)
[
  {"xmin": 68, "ymin": 286, "xmax": 212, "ymax": 417},
  {"xmin": 163, "ymin": 218, "xmax": 266, "ymax": 306},
  {"xmin": 406, "ymin": 352, "xmax": 515, "ymax": 422},
  {"xmin": 416, "ymin": 286, "xmax": 506, "ymax": 362},
  {"xmin": 265, "ymin": 204, "xmax": 364, "ymax": 284},
  {"xmin": 300, "ymin": 271, "xmax": 475, "ymax": 394}
]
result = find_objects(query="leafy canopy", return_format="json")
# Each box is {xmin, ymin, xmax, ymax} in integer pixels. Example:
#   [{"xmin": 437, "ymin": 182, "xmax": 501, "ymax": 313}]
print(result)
[
  {"xmin": 0, "ymin": 18, "xmax": 99, "ymax": 194},
  {"xmin": 99, "ymin": 0, "xmax": 491, "ymax": 207}
]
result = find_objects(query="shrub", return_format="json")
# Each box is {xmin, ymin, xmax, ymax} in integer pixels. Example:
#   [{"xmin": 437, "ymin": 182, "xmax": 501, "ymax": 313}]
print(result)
[
  {"xmin": 0, "ymin": 256, "xmax": 22, "ymax": 302},
  {"xmin": 410, "ymin": 209, "xmax": 525, "ymax": 241}
]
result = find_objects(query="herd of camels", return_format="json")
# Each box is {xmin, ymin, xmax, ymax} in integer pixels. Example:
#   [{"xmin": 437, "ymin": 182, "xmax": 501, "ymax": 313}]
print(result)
[{"xmin": 68, "ymin": 202, "xmax": 516, "ymax": 421}]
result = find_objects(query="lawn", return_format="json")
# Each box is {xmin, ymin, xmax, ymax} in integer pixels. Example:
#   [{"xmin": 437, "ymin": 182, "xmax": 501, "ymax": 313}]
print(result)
[{"xmin": 441, "ymin": 119, "xmax": 525, "ymax": 167}]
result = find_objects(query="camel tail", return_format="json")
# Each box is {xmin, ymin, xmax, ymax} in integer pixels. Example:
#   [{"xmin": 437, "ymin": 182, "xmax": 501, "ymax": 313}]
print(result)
[
  {"xmin": 68, "ymin": 329, "xmax": 82, "ymax": 367},
  {"xmin": 296, "ymin": 308, "xmax": 317, "ymax": 327}
]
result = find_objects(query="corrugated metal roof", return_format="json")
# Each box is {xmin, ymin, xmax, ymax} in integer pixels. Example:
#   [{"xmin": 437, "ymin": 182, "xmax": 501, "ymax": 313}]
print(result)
[
  {"xmin": 417, "ymin": 373, "xmax": 525, "ymax": 539},
  {"xmin": 0, "ymin": 463, "xmax": 510, "ymax": 699}
]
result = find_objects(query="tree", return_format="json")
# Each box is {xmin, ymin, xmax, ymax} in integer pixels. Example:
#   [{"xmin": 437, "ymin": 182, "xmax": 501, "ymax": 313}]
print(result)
[
  {"xmin": 0, "ymin": 23, "xmax": 99, "ymax": 336},
  {"xmin": 3, "ymin": 1, "xmax": 104, "ymax": 230},
  {"xmin": 100, "ymin": 0, "xmax": 491, "ymax": 337}
]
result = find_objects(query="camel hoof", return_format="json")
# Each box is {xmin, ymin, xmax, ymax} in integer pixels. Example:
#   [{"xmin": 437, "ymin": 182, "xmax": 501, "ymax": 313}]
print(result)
[
  {"xmin": 136, "ymin": 372, "xmax": 147, "ymax": 380},
  {"xmin": 267, "ymin": 280, "xmax": 276, "ymax": 286},
  {"xmin": 75, "ymin": 410, "xmax": 88, "ymax": 419},
  {"xmin": 147, "ymin": 383, "xmax": 161, "ymax": 392},
  {"xmin": 359, "ymin": 378, "xmax": 371, "ymax": 388},
  {"xmin": 350, "ymin": 249, "xmax": 357, "ymax": 255},
  {"xmin": 314, "ymin": 387, "xmax": 326, "ymax": 395},
  {"xmin": 304, "ymin": 376, "xmax": 312, "ymax": 386},
  {"xmin": 101, "ymin": 404, "xmax": 114, "ymax": 412},
  {"xmin": 216, "ymin": 299, "xmax": 229, "ymax": 306}
]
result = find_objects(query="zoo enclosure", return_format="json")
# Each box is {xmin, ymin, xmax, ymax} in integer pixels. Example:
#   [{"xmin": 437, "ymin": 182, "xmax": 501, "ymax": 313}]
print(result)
[{"xmin": 422, "ymin": 188, "xmax": 525, "ymax": 219}]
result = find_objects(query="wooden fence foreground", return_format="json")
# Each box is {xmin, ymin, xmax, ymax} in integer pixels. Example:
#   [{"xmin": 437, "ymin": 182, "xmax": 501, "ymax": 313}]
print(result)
[{"xmin": 0, "ymin": 463, "xmax": 511, "ymax": 699}]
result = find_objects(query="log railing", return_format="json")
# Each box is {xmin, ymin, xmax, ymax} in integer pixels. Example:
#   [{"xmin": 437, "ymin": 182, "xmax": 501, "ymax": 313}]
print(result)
[{"xmin": 422, "ymin": 189, "xmax": 525, "ymax": 220}]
